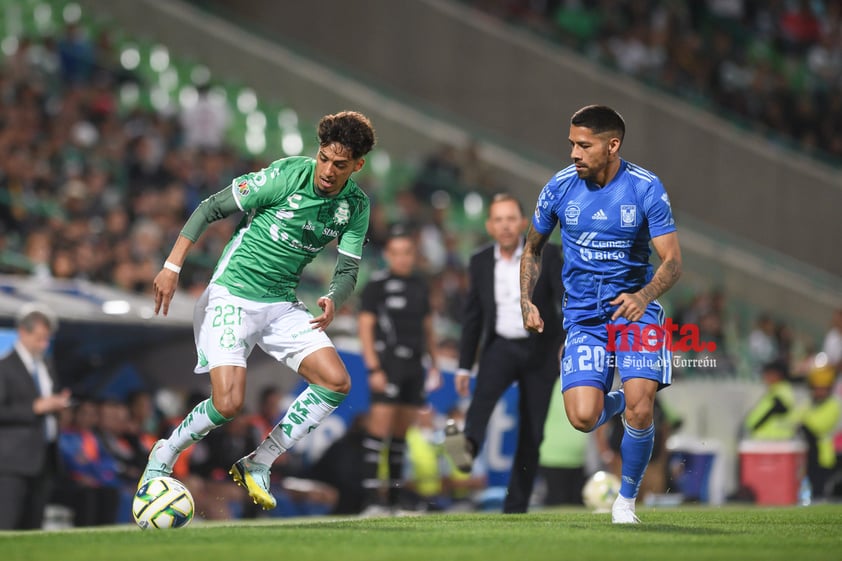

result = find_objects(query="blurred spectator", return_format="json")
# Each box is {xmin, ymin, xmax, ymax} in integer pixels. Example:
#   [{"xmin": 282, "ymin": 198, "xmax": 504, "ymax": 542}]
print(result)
[
  {"xmin": 96, "ymin": 397, "xmax": 149, "ymax": 513},
  {"xmin": 0, "ymin": 304, "xmax": 71, "ymax": 530},
  {"xmin": 456, "ymin": 140, "xmax": 494, "ymax": 194},
  {"xmin": 412, "ymin": 145, "xmax": 463, "ymax": 203},
  {"xmin": 743, "ymin": 360, "xmax": 797, "ymax": 440},
  {"xmin": 404, "ymin": 405, "xmax": 486, "ymax": 512},
  {"xmin": 797, "ymin": 364, "xmax": 841, "ymax": 499},
  {"xmin": 822, "ymin": 309, "xmax": 842, "ymax": 372},
  {"xmin": 748, "ymin": 314, "xmax": 779, "ymax": 373},
  {"xmin": 779, "ymin": 0, "xmax": 822, "ymax": 53},
  {"xmin": 180, "ymin": 84, "xmax": 231, "ymax": 150},
  {"xmin": 58, "ymin": 23, "xmax": 95, "ymax": 84},
  {"xmin": 247, "ymin": 385, "xmax": 283, "ymax": 440},
  {"xmin": 418, "ymin": 202, "xmax": 451, "ymax": 274},
  {"xmin": 126, "ymin": 390, "xmax": 158, "ymax": 448},
  {"xmin": 55, "ymin": 399, "xmax": 121, "ymax": 526},
  {"xmin": 697, "ymin": 310, "xmax": 735, "ymax": 374}
]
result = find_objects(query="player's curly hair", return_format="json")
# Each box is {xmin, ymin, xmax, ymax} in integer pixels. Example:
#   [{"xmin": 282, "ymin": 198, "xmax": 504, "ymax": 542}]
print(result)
[{"xmin": 318, "ymin": 111, "xmax": 376, "ymax": 159}]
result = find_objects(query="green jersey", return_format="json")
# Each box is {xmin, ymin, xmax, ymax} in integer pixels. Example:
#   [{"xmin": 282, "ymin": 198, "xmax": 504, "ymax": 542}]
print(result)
[{"xmin": 211, "ymin": 156, "xmax": 370, "ymax": 302}]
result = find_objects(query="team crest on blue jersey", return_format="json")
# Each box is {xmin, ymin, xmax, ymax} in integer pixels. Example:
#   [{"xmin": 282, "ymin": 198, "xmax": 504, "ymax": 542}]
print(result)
[
  {"xmin": 620, "ymin": 205, "xmax": 637, "ymax": 228},
  {"xmin": 564, "ymin": 203, "xmax": 581, "ymax": 226},
  {"xmin": 562, "ymin": 356, "xmax": 573, "ymax": 375}
]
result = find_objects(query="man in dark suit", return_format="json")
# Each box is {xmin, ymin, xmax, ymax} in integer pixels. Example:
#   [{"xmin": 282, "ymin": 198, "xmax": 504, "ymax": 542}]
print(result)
[
  {"xmin": 0, "ymin": 304, "xmax": 71, "ymax": 530},
  {"xmin": 445, "ymin": 193, "xmax": 563, "ymax": 513}
]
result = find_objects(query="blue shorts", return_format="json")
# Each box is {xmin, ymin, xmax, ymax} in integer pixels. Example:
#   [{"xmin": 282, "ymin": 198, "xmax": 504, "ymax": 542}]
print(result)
[{"xmin": 560, "ymin": 302, "xmax": 672, "ymax": 393}]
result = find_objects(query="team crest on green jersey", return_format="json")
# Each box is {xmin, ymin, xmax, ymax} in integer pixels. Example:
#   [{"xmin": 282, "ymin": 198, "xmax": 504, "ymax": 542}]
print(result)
[{"xmin": 333, "ymin": 200, "xmax": 350, "ymax": 225}]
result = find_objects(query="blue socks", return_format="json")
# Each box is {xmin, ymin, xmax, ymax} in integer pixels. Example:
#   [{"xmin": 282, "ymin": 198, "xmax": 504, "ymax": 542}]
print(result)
[
  {"xmin": 619, "ymin": 421, "xmax": 655, "ymax": 499},
  {"xmin": 589, "ymin": 390, "xmax": 626, "ymax": 432}
]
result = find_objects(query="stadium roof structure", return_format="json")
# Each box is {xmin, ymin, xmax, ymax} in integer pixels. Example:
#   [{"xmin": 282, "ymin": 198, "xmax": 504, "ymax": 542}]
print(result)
[
  {"xmin": 0, "ymin": 275, "xmax": 198, "ymax": 390},
  {"xmin": 0, "ymin": 275, "xmax": 194, "ymax": 327}
]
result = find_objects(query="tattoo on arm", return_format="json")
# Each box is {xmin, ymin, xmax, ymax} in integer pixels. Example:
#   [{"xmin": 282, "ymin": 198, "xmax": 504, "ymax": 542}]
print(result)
[
  {"xmin": 520, "ymin": 225, "xmax": 548, "ymax": 314},
  {"xmin": 637, "ymin": 258, "xmax": 681, "ymax": 304}
]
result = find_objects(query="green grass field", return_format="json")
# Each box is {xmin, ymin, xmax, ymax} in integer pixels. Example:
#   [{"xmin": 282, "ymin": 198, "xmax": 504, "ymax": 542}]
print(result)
[{"xmin": 4, "ymin": 506, "xmax": 841, "ymax": 561}]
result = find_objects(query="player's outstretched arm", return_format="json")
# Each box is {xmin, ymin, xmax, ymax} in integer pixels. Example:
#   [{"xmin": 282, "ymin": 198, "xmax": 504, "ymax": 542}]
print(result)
[
  {"xmin": 610, "ymin": 231, "xmax": 682, "ymax": 321},
  {"xmin": 154, "ymin": 186, "xmax": 241, "ymax": 316},
  {"xmin": 520, "ymin": 224, "xmax": 550, "ymax": 333},
  {"xmin": 154, "ymin": 235, "xmax": 194, "ymax": 317}
]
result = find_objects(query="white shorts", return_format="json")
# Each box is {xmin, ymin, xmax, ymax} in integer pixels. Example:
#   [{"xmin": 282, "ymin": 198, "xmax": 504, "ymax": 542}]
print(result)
[{"xmin": 193, "ymin": 283, "xmax": 334, "ymax": 374}]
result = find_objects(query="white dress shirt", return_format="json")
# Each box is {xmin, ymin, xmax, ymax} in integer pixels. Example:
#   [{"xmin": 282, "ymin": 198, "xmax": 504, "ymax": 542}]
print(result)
[{"xmin": 494, "ymin": 241, "xmax": 530, "ymax": 341}]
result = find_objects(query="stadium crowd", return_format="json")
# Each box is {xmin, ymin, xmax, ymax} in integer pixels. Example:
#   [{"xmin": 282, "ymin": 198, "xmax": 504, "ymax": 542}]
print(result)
[
  {"xmin": 464, "ymin": 0, "xmax": 842, "ymax": 165},
  {"xmin": 1, "ymin": 14, "xmax": 841, "ymax": 527}
]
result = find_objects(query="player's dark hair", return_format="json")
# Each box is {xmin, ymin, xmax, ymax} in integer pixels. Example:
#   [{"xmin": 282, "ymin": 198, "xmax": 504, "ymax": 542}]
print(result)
[
  {"xmin": 488, "ymin": 192, "xmax": 524, "ymax": 217},
  {"xmin": 318, "ymin": 111, "xmax": 376, "ymax": 159},
  {"xmin": 571, "ymin": 105, "xmax": 625, "ymax": 142}
]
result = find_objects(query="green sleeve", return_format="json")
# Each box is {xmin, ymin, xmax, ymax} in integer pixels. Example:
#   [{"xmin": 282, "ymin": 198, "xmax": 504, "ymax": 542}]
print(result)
[
  {"xmin": 324, "ymin": 253, "xmax": 360, "ymax": 308},
  {"xmin": 180, "ymin": 186, "xmax": 242, "ymax": 242}
]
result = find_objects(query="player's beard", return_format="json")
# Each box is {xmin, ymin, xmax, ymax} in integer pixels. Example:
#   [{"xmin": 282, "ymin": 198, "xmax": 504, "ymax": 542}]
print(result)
[
  {"xmin": 575, "ymin": 159, "xmax": 607, "ymax": 183},
  {"xmin": 574, "ymin": 161, "xmax": 590, "ymax": 179}
]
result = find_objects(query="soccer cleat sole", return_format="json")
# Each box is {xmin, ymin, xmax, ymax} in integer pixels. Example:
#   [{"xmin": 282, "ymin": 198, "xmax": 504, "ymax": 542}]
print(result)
[{"xmin": 229, "ymin": 463, "xmax": 277, "ymax": 511}]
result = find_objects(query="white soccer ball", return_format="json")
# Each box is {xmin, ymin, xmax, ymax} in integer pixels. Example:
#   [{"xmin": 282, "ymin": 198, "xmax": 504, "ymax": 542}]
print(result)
[
  {"xmin": 582, "ymin": 470, "xmax": 621, "ymax": 513},
  {"xmin": 133, "ymin": 476, "xmax": 195, "ymax": 529}
]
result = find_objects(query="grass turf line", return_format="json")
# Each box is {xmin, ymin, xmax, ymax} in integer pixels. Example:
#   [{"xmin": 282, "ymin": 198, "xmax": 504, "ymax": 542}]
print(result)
[{"xmin": 4, "ymin": 506, "xmax": 841, "ymax": 561}]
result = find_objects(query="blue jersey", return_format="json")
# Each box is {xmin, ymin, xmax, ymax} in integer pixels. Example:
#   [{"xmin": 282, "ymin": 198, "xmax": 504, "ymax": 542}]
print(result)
[{"xmin": 532, "ymin": 159, "xmax": 676, "ymax": 327}]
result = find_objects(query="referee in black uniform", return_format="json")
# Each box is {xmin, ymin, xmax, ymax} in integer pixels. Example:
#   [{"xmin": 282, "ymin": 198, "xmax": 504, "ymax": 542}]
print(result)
[
  {"xmin": 358, "ymin": 227, "xmax": 441, "ymax": 514},
  {"xmin": 445, "ymin": 193, "xmax": 563, "ymax": 513}
]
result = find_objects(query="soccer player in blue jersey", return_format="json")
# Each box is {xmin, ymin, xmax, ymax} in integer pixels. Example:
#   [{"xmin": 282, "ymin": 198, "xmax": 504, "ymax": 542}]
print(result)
[{"xmin": 520, "ymin": 105, "xmax": 682, "ymax": 523}]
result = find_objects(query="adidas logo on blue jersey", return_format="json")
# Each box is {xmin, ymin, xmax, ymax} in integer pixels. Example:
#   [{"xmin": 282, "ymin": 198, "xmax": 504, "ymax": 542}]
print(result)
[{"xmin": 591, "ymin": 209, "xmax": 608, "ymax": 220}]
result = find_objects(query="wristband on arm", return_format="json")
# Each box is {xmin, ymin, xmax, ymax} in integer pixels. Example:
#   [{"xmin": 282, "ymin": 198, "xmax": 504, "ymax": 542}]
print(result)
[{"xmin": 163, "ymin": 261, "xmax": 181, "ymax": 274}]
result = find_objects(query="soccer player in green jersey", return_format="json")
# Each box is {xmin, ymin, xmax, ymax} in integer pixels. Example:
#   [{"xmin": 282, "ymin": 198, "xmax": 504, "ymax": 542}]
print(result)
[{"xmin": 139, "ymin": 111, "xmax": 376, "ymax": 511}]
